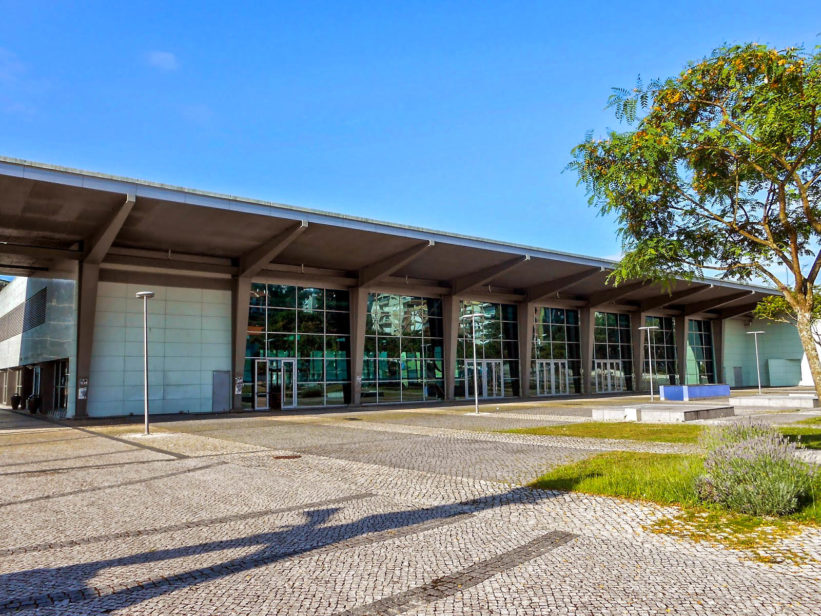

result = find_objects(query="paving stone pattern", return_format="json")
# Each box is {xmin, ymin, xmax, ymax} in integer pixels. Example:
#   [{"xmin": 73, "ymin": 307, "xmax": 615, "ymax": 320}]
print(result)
[{"xmin": 1, "ymin": 406, "xmax": 820, "ymax": 615}]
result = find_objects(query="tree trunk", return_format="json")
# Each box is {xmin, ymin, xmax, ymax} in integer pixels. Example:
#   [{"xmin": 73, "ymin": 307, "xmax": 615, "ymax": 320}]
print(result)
[{"xmin": 796, "ymin": 309, "xmax": 821, "ymax": 400}]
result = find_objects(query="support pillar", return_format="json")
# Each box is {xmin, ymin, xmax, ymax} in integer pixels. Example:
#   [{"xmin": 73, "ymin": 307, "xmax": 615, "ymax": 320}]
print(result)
[
  {"xmin": 674, "ymin": 315, "xmax": 688, "ymax": 385},
  {"xmin": 712, "ymin": 319, "xmax": 724, "ymax": 384},
  {"xmin": 580, "ymin": 306, "xmax": 594, "ymax": 395},
  {"xmin": 75, "ymin": 262, "xmax": 100, "ymax": 418},
  {"xmin": 349, "ymin": 287, "xmax": 368, "ymax": 406},
  {"xmin": 443, "ymin": 295, "xmax": 459, "ymax": 400},
  {"xmin": 231, "ymin": 276, "xmax": 251, "ymax": 410},
  {"xmin": 630, "ymin": 312, "xmax": 645, "ymax": 392},
  {"xmin": 517, "ymin": 301, "xmax": 535, "ymax": 398}
]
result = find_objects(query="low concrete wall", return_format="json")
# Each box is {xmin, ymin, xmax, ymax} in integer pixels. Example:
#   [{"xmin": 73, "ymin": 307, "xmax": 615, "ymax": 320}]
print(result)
[
  {"xmin": 733, "ymin": 394, "xmax": 819, "ymax": 409},
  {"xmin": 592, "ymin": 403, "xmax": 734, "ymax": 423}
]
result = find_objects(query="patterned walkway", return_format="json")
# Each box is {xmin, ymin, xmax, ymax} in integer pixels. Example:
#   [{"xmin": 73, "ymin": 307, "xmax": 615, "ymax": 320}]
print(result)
[{"xmin": 1, "ymin": 406, "xmax": 819, "ymax": 615}]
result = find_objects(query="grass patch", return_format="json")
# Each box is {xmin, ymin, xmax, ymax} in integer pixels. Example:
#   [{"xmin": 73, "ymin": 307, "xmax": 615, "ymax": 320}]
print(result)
[
  {"xmin": 530, "ymin": 450, "xmax": 820, "ymax": 564},
  {"xmin": 506, "ymin": 420, "xmax": 821, "ymax": 449},
  {"xmin": 506, "ymin": 422, "xmax": 703, "ymax": 443},
  {"xmin": 779, "ymin": 426, "xmax": 821, "ymax": 450},
  {"xmin": 797, "ymin": 415, "xmax": 821, "ymax": 426},
  {"xmin": 529, "ymin": 451, "xmax": 704, "ymax": 505},
  {"xmin": 531, "ymin": 451, "xmax": 820, "ymax": 523}
]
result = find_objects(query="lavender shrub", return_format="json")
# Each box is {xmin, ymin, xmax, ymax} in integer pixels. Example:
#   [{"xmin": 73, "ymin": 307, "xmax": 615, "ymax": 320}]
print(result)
[{"xmin": 696, "ymin": 422, "xmax": 816, "ymax": 516}]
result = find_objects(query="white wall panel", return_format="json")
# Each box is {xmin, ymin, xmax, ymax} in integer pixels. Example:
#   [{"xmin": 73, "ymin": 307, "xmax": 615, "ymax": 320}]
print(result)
[{"xmin": 87, "ymin": 282, "xmax": 231, "ymax": 417}]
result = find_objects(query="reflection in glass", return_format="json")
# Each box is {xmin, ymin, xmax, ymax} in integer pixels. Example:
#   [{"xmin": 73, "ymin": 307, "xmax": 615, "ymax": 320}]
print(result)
[
  {"xmin": 298, "ymin": 287, "xmax": 324, "ymax": 311},
  {"xmin": 268, "ymin": 284, "xmax": 296, "ymax": 308},
  {"xmin": 297, "ymin": 334, "xmax": 324, "ymax": 357},
  {"xmin": 243, "ymin": 284, "xmax": 351, "ymax": 408},
  {"xmin": 592, "ymin": 311, "xmax": 634, "ymax": 390},
  {"xmin": 365, "ymin": 293, "xmax": 445, "ymax": 403},
  {"xmin": 250, "ymin": 283, "xmax": 267, "ymax": 306},
  {"xmin": 267, "ymin": 309, "xmax": 295, "ymax": 333},
  {"xmin": 297, "ymin": 310, "xmax": 323, "ymax": 333},
  {"xmin": 687, "ymin": 319, "xmax": 715, "ymax": 384},
  {"xmin": 530, "ymin": 307, "xmax": 582, "ymax": 395}
]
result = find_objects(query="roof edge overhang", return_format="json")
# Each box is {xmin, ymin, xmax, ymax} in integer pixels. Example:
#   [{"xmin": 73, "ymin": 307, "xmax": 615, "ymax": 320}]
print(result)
[{"xmin": 0, "ymin": 155, "xmax": 779, "ymax": 296}]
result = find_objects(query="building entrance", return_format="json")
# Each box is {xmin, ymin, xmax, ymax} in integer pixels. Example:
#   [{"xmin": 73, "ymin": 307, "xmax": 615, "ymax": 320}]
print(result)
[
  {"xmin": 594, "ymin": 360, "xmax": 627, "ymax": 393},
  {"xmin": 464, "ymin": 359, "xmax": 504, "ymax": 399},
  {"xmin": 535, "ymin": 359, "xmax": 569, "ymax": 396},
  {"xmin": 254, "ymin": 359, "xmax": 296, "ymax": 410}
]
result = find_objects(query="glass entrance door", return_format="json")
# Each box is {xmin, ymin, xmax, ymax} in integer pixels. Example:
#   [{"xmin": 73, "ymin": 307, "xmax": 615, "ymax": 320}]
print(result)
[
  {"xmin": 260, "ymin": 359, "xmax": 297, "ymax": 410},
  {"xmin": 254, "ymin": 359, "xmax": 268, "ymax": 409},
  {"xmin": 536, "ymin": 360, "xmax": 569, "ymax": 396},
  {"xmin": 464, "ymin": 360, "xmax": 504, "ymax": 399},
  {"xmin": 280, "ymin": 359, "xmax": 296, "ymax": 409},
  {"xmin": 594, "ymin": 360, "xmax": 626, "ymax": 393},
  {"xmin": 54, "ymin": 359, "xmax": 68, "ymax": 410}
]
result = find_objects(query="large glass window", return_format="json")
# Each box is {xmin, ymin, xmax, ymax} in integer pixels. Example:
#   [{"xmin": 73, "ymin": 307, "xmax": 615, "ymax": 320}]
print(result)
[
  {"xmin": 456, "ymin": 301, "xmax": 519, "ymax": 398},
  {"xmin": 643, "ymin": 316, "xmax": 679, "ymax": 387},
  {"xmin": 242, "ymin": 283, "xmax": 350, "ymax": 408},
  {"xmin": 362, "ymin": 294, "xmax": 444, "ymax": 404},
  {"xmin": 530, "ymin": 307, "xmax": 581, "ymax": 395},
  {"xmin": 687, "ymin": 319, "xmax": 716, "ymax": 384},
  {"xmin": 593, "ymin": 312, "xmax": 633, "ymax": 390}
]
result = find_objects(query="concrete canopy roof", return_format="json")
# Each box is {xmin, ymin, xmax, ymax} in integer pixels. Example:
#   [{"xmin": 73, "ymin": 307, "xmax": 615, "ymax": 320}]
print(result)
[{"xmin": 0, "ymin": 156, "xmax": 777, "ymax": 318}]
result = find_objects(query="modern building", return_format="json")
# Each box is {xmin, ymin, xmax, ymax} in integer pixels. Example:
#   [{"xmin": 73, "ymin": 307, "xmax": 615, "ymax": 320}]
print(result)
[{"xmin": 0, "ymin": 156, "xmax": 805, "ymax": 418}]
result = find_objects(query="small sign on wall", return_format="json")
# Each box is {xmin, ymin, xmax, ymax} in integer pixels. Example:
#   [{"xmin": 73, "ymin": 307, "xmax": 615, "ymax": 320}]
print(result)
[
  {"xmin": 78, "ymin": 377, "xmax": 88, "ymax": 400},
  {"xmin": 234, "ymin": 377, "xmax": 243, "ymax": 395}
]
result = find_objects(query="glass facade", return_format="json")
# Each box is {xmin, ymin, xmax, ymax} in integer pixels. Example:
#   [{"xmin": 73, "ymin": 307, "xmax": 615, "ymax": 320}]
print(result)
[
  {"xmin": 530, "ymin": 307, "xmax": 582, "ymax": 395},
  {"xmin": 456, "ymin": 301, "xmax": 519, "ymax": 398},
  {"xmin": 243, "ymin": 283, "xmax": 350, "ymax": 408},
  {"xmin": 362, "ymin": 294, "xmax": 445, "ymax": 403},
  {"xmin": 238, "ymin": 283, "xmax": 720, "ymax": 407},
  {"xmin": 643, "ymin": 316, "xmax": 679, "ymax": 387},
  {"xmin": 687, "ymin": 319, "xmax": 716, "ymax": 384},
  {"xmin": 593, "ymin": 312, "xmax": 633, "ymax": 391}
]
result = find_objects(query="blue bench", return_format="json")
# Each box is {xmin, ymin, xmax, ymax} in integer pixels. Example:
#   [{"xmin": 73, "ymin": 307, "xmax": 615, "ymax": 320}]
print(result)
[{"xmin": 659, "ymin": 384, "xmax": 730, "ymax": 401}]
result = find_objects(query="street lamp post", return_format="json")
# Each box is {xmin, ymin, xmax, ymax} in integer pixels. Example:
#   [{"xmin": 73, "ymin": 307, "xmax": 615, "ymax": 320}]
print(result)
[
  {"xmin": 460, "ymin": 311, "xmax": 484, "ymax": 415},
  {"xmin": 638, "ymin": 325, "xmax": 659, "ymax": 401},
  {"xmin": 136, "ymin": 291, "xmax": 155, "ymax": 434},
  {"xmin": 746, "ymin": 330, "xmax": 765, "ymax": 394}
]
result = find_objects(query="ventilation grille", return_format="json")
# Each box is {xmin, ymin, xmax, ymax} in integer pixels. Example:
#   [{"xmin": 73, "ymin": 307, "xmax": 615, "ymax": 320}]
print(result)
[{"xmin": 0, "ymin": 288, "xmax": 47, "ymax": 343}]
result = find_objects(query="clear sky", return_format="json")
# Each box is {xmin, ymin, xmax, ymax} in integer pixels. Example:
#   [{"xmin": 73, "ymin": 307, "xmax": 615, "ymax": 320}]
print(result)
[{"xmin": 1, "ymin": 1, "xmax": 819, "ymax": 265}]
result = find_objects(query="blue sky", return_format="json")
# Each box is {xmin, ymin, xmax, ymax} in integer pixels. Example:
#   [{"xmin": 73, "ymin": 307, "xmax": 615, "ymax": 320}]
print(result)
[{"xmin": 1, "ymin": 1, "xmax": 819, "ymax": 265}]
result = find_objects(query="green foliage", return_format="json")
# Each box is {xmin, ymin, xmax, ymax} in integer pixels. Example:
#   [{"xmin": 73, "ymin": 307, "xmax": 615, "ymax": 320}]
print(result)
[
  {"xmin": 530, "ymin": 450, "xmax": 821, "ymax": 524},
  {"xmin": 696, "ymin": 422, "xmax": 817, "ymax": 516},
  {"xmin": 506, "ymin": 420, "xmax": 820, "ymax": 448},
  {"xmin": 569, "ymin": 44, "xmax": 821, "ymax": 295},
  {"xmin": 779, "ymin": 427, "xmax": 821, "ymax": 450},
  {"xmin": 529, "ymin": 451, "xmax": 703, "ymax": 505},
  {"xmin": 754, "ymin": 292, "xmax": 821, "ymax": 328},
  {"xmin": 505, "ymin": 421, "xmax": 702, "ymax": 443}
]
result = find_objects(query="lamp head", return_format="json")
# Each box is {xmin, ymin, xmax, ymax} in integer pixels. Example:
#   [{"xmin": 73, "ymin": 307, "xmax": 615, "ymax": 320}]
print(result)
[{"xmin": 136, "ymin": 291, "xmax": 155, "ymax": 299}]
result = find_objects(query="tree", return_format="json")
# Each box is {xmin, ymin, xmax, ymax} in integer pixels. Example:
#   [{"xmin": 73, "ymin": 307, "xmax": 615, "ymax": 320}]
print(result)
[
  {"xmin": 754, "ymin": 292, "xmax": 821, "ymax": 345},
  {"xmin": 569, "ymin": 44, "xmax": 821, "ymax": 396}
]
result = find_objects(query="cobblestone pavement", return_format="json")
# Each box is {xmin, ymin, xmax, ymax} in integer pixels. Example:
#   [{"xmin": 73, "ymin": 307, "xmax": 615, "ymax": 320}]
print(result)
[{"xmin": 1, "ymin": 406, "xmax": 820, "ymax": 615}]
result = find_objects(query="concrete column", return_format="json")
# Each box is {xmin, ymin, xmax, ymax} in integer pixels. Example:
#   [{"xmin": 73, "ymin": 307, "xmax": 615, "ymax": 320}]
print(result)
[
  {"xmin": 580, "ymin": 306, "xmax": 594, "ymax": 395},
  {"xmin": 517, "ymin": 301, "xmax": 535, "ymax": 398},
  {"xmin": 630, "ymin": 312, "xmax": 645, "ymax": 392},
  {"xmin": 231, "ymin": 276, "xmax": 251, "ymax": 410},
  {"xmin": 75, "ymin": 262, "xmax": 100, "ymax": 418},
  {"xmin": 443, "ymin": 295, "xmax": 459, "ymax": 400},
  {"xmin": 674, "ymin": 315, "xmax": 688, "ymax": 385},
  {"xmin": 712, "ymin": 319, "xmax": 724, "ymax": 383},
  {"xmin": 349, "ymin": 287, "xmax": 368, "ymax": 406}
]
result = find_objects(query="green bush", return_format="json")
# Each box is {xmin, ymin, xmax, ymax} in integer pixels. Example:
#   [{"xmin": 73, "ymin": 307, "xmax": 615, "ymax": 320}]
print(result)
[{"xmin": 696, "ymin": 422, "xmax": 816, "ymax": 516}]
